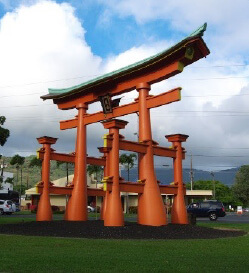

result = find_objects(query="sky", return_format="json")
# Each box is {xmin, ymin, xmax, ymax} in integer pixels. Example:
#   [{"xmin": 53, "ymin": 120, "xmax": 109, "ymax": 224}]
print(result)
[{"xmin": 0, "ymin": 0, "xmax": 249, "ymax": 173}]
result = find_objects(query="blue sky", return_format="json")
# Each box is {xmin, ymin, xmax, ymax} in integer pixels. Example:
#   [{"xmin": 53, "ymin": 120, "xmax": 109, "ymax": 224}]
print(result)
[
  {"xmin": 1, "ymin": 0, "xmax": 249, "ymax": 171},
  {"xmin": 0, "ymin": 0, "xmax": 207, "ymax": 58}
]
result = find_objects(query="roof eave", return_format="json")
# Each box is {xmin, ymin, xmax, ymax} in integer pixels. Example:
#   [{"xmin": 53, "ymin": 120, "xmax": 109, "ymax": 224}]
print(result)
[{"xmin": 41, "ymin": 24, "xmax": 209, "ymax": 101}]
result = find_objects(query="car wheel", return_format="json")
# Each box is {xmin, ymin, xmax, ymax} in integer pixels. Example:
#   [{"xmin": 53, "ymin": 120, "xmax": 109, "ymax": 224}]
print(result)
[
  {"xmin": 88, "ymin": 208, "xmax": 91, "ymax": 213},
  {"xmin": 0, "ymin": 209, "xmax": 4, "ymax": 215},
  {"xmin": 209, "ymin": 212, "xmax": 217, "ymax": 221}
]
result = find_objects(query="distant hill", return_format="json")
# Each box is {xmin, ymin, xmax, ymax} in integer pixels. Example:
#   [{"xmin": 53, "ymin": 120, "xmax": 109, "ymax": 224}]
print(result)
[
  {"xmin": 2, "ymin": 155, "xmax": 74, "ymax": 188},
  {"xmin": 121, "ymin": 167, "xmax": 239, "ymax": 187},
  {"xmin": 2, "ymin": 155, "xmax": 239, "ymax": 188}
]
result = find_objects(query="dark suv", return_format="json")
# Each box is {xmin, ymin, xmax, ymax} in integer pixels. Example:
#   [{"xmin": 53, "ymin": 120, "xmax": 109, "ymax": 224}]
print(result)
[{"xmin": 187, "ymin": 200, "xmax": 226, "ymax": 221}]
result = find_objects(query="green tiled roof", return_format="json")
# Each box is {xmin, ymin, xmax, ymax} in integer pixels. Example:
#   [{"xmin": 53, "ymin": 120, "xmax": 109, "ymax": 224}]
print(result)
[{"xmin": 42, "ymin": 23, "xmax": 208, "ymax": 100}]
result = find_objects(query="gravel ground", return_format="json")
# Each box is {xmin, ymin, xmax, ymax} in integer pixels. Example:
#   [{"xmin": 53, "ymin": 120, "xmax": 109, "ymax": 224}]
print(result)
[{"xmin": 0, "ymin": 221, "xmax": 246, "ymax": 239}]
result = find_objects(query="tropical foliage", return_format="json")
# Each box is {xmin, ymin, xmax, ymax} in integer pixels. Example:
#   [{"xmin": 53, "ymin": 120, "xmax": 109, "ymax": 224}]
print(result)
[
  {"xmin": 0, "ymin": 116, "xmax": 9, "ymax": 146},
  {"xmin": 119, "ymin": 153, "xmax": 137, "ymax": 181},
  {"xmin": 232, "ymin": 165, "xmax": 249, "ymax": 207}
]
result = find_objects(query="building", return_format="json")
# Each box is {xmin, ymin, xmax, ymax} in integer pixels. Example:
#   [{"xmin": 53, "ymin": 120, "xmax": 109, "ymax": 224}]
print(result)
[{"xmin": 25, "ymin": 174, "xmax": 212, "ymax": 212}]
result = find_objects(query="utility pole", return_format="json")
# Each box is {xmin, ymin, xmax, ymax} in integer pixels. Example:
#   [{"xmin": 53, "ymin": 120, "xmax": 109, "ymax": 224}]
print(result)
[
  {"xmin": 0, "ymin": 155, "xmax": 3, "ymax": 189},
  {"xmin": 20, "ymin": 166, "xmax": 22, "ymax": 206},
  {"xmin": 190, "ymin": 154, "xmax": 194, "ymax": 191},
  {"xmin": 210, "ymin": 172, "xmax": 215, "ymax": 200}
]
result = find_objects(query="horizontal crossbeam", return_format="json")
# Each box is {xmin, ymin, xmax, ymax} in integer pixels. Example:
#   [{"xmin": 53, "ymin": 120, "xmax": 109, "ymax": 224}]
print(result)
[
  {"xmin": 37, "ymin": 182, "xmax": 182, "ymax": 196},
  {"xmin": 60, "ymin": 87, "xmax": 181, "ymax": 130},
  {"xmin": 56, "ymin": 62, "xmax": 183, "ymax": 109},
  {"xmin": 38, "ymin": 151, "xmax": 106, "ymax": 166},
  {"xmin": 36, "ymin": 185, "xmax": 105, "ymax": 196}
]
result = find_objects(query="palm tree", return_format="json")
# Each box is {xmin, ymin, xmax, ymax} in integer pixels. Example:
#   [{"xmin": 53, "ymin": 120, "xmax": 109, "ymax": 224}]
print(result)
[
  {"xmin": 10, "ymin": 154, "xmax": 25, "ymax": 204},
  {"xmin": 87, "ymin": 165, "xmax": 103, "ymax": 184},
  {"xmin": 29, "ymin": 156, "xmax": 42, "ymax": 181},
  {"xmin": 119, "ymin": 153, "xmax": 137, "ymax": 214},
  {"xmin": 56, "ymin": 161, "xmax": 74, "ymax": 185},
  {"xmin": 119, "ymin": 153, "xmax": 137, "ymax": 181}
]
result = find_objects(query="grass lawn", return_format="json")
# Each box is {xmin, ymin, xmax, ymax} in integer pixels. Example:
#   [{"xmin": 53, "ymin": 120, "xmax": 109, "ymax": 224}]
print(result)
[{"xmin": 0, "ymin": 218, "xmax": 248, "ymax": 273}]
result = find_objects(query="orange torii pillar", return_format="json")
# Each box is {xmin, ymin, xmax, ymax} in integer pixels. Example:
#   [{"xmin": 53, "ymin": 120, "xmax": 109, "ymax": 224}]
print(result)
[
  {"xmin": 66, "ymin": 103, "xmax": 88, "ymax": 221},
  {"xmin": 36, "ymin": 136, "xmax": 57, "ymax": 221},
  {"xmin": 166, "ymin": 134, "xmax": 189, "ymax": 224},
  {"xmin": 98, "ymin": 146, "xmax": 111, "ymax": 220},
  {"xmin": 136, "ymin": 83, "xmax": 167, "ymax": 226},
  {"xmin": 102, "ymin": 119, "xmax": 128, "ymax": 226}
]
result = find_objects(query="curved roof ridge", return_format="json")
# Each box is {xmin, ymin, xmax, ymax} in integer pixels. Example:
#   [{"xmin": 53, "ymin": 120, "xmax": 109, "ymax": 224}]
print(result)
[{"xmin": 43, "ymin": 23, "xmax": 208, "ymax": 100}]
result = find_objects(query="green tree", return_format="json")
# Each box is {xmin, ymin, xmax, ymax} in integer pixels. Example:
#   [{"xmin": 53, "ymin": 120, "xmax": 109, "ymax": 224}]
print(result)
[
  {"xmin": 56, "ymin": 161, "xmax": 74, "ymax": 185},
  {"xmin": 29, "ymin": 156, "xmax": 43, "ymax": 186},
  {"xmin": 5, "ymin": 177, "xmax": 14, "ymax": 184},
  {"xmin": 87, "ymin": 165, "xmax": 103, "ymax": 183},
  {"xmin": 10, "ymin": 154, "xmax": 25, "ymax": 202},
  {"xmin": 0, "ymin": 116, "xmax": 10, "ymax": 146},
  {"xmin": 0, "ymin": 117, "xmax": 10, "ymax": 188},
  {"xmin": 13, "ymin": 184, "xmax": 26, "ymax": 195},
  {"xmin": 186, "ymin": 180, "xmax": 234, "ymax": 205},
  {"xmin": 29, "ymin": 156, "xmax": 42, "ymax": 168},
  {"xmin": 119, "ymin": 153, "xmax": 137, "ymax": 181},
  {"xmin": 232, "ymin": 165, "xmax": 249, "ymax": 207}
]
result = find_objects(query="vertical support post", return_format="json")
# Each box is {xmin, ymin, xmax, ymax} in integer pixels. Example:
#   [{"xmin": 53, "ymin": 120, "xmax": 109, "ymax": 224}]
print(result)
[
  {"xmin": 166, "ymin": 134, "xmax": 189, "ymax": 224},
  {"xmin": 66, "ymin": 103, "xmax": 88, "ymax": 221},
  {"xmin": 102, "ymin": 119, "xmax": 128, "ymax": 226},
  {"xmin": 136, "ymin": 83, "xmax": 167, "ymax": 226},
  {"xmin": 36, "ymin": 136, "xmax": 57, "ymax": 221},
  {"xmin": 98, "ymin": 147, "xmax": 111, "ymax": 220}
]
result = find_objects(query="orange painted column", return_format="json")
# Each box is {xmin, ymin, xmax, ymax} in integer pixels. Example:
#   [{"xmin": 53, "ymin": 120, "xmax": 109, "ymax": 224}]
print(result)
[
  {"xmin": 36, "ymin": 136, "xmax": 57, "ymax": 221},
  {"xmin": 66, "ymin": 103, "xmax": 88, "ymax": 221},
  {"xmin": 137, "ymin": 83, "xmax": 167, "ymax": 226},
  {"xmin": 166, "ymin": 134, "xmax": 189, "ymax": 224},
  {"xmin": 102, "ymin": 119, "xmax": 128, "ymax": 226}
]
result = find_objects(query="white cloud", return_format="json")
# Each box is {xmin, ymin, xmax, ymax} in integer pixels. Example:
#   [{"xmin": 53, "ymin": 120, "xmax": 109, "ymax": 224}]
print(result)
[
  {"xmin": 1, "ymin": 0, "xmax": 249, "ymax": 172},
  {"xmin": 101, "ymin": 43, "xmax": 249, "ymax": 170},
  {"xmin": 0, "ymin": 0, "xmax": 102, "ymax": 155},
  {"xmin": 98, "ymin": 0, "xmax": 249, "ymax": 56}
]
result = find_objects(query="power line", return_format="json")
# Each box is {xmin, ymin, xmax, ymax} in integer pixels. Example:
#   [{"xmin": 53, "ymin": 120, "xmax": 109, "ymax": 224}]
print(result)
[
  {"xmin": 158, "ymin": 110, "xmax": 249, "ymax": 113},
  {"xmin": 0, "ymin": 104, "xmax": 54, "ymax": 108},
  {"xmin": 0, "ymin": 74, "xmax": 101, "ymax": 89},
  {"xmin": 0, "ymin": 64, "xmax": 248, "ymax": 90},
  {"xmin": 168, "ymin": 75, "xmax": 249, "ymax": 81},
  {"xmin": 187, "ymin": 154, "xmax": 248, "ymax": 158},
  {"xmin": 187, "ymin": 146, "xmax": 249, "ymax": 150},
  {"xmin": 182, "ymin": 93, "xmax": 249, "ymax": 98},
  {"xmin": 189, "ymin": 64, "xmax": 249, "ymax": 68}
]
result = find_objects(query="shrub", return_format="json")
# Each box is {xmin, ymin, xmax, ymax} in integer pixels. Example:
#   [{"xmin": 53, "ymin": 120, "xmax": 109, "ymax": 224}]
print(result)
[{"xmin": 128, "ymin": 206, "xmax": 138, "ymax": 214}]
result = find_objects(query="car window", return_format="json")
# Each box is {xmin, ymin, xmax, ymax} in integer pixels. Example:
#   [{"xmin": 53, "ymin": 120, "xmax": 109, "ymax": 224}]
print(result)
[
  {"xmin": 0, "ymin": 201, "xmax": 4, "ymax": 205},
  {"xmin": 7, "ymin": 201, "xmax": 13, "ymax": 205},
  {"xmin": 190, "ymin": 203, "xmax": 199, "ymax": 208},
  {"xmin": 200, "ymin": 203, "xmax": 210, "ymax": 208},
  {"xmin": 216, "ymin": 203, "xmax": 223, "ymax": 208}
]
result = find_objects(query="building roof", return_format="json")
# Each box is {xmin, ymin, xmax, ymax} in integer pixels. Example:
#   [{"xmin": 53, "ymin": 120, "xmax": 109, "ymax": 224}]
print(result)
[{"xmin": 41, "ymin": 23, "xmax": 209, "ymax": 102}]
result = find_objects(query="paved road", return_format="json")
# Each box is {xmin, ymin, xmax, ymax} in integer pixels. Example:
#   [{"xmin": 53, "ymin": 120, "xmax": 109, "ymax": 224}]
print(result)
[
  {"xmin": 2, "ymin": 212, "xmax": 249, "ymax": 223},
  {"xmin": 197, "ymin": 212, "xmax": 249, "ymax": 224}
]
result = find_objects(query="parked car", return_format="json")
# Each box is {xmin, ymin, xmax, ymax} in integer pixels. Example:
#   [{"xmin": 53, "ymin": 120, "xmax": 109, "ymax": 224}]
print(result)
[
  {"xmin": 0, "ymin": 200, "xmax": 16, "ymax": 215},
  {"xmin": 187, "ymin": 200, "xmax": 226, "ymax": 221}
]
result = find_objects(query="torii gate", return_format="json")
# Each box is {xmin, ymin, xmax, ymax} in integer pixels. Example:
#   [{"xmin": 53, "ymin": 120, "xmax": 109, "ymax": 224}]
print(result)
[{"xmin": 35, "ymin": 23, "xmax": 210, "ymax": 226}]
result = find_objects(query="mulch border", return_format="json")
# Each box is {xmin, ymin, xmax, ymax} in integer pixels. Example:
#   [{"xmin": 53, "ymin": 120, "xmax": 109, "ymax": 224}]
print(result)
[{"xmin": 0, "ymin": 220, "xmax": 247, "ymax": 240}]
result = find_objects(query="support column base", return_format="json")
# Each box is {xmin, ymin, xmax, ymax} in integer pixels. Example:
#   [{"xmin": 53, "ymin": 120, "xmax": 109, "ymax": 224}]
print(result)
[
  {"xmin": 104, "ymin": 192, "xmax": 124, "ymax": 226},
  {"xmin": 36, "ymin": 193, "xmax": 53, "ymax": 221},
  {"xmin": 137, "ymin": 184, "xmax": 167, "ymax": 226},
  {"xmin": 171, "ymin": 194, "xmax": 188, "ymax": 224},
  {"xmin": 66, "ymin": 186, "xmax": 87, "ymax": 221}
]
